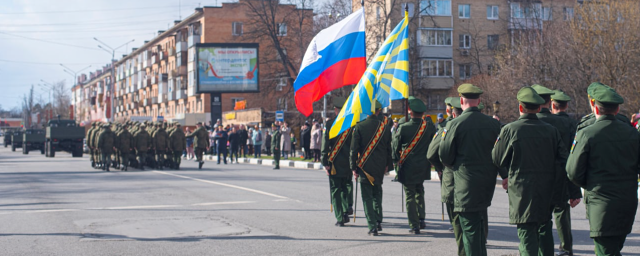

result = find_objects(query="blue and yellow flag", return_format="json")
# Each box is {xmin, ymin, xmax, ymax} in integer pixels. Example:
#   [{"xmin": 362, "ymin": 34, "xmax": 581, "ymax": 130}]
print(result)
[{"xmin": 329, "ymin": 12, "xmax": 410, "ymax": 139}]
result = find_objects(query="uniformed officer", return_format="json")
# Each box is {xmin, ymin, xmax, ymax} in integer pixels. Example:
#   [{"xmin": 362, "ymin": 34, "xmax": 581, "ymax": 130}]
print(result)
[
  {"xmin": 186, "ymin": 122, "xmax": 210, "ymax": 169},
  {"xmin": 350, "ymin": 101, "xmax": 393, "ymax": 236},
  {"xmin": 169, "ymin": 123, "xmax": 186, "ymax": 170},
  {"xmin": 116, "ymin": 124, "xmax": 133, "ymax": 171},
  {"xmin": 492, "ymin": 87, "xmax": 567, "ymax": 256},
  {"xmin": 550, "ymin": 90, "xmax": 583, "ymax": 256},
  {"xmin": 566, "ymin": 85, "xmax": 639, "ymax": 256},
  {"xmin": 271, "ymin": 123, "xmax": 281, "ymax": 169},
  {"xmin": 153, "ymin": 123, "xmax": 169, "ymax": 170},
  {"xmin": 92, "ymin": 123, "xmax": 104, "ymax": 169},
  {"xmin": 97, "ymin": 124, "xmax": 116, "ymax": 172},
  {"xmin": 439, "ymin": 84, "xmax": 501, "ymax": 255},
  {"xmin": 392, "ymin": 97, "xmax": 436, "ymax": 234},
  {"xmin": 427, "ymin": 97, "xmax": 465, "ymax": 256},
  {"xmin": 321, "ymin": 96, "xmax": 354, "ymax": 227},
  {"xmin": 87, "ymin": 122, "xmax": 98, "ymax": 168},
  {"xmin": 577, "ymin": 82, "xmax": 631, "ymax": 131},
  {"xmin": 133, "ymin": 124, "xmax": 151, "ymax": 170}
]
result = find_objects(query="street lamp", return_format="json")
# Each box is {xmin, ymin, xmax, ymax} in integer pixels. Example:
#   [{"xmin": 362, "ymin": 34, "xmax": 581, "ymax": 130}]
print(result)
[
  {"xmin": 39, "ymin": 81, "xmax": 54, "ymax": 123},
  {"xmin": 94, "ymin": 37, "xmax": 135, "ymax": 122}
]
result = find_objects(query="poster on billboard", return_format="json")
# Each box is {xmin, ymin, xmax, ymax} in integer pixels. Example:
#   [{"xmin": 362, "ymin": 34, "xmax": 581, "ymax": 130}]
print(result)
[{"xmin": 196, "ymin": 43, "xmax": 259, "ymax": 93}]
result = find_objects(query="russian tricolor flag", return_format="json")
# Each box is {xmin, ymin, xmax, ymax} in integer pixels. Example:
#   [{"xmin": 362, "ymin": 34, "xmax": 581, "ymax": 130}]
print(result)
[{"xmin": 294, "ymin": 9, "xmax": 366, "ymax": 117}]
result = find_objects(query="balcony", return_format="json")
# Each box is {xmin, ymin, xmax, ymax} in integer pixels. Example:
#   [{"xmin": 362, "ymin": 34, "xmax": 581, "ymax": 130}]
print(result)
[
  {"xmin": 143, "ymin": 98, "xmax": 149, "ymax": 107},
  {"xmin": 188, "ymin": 35, "xmax": 200, "ymax": 48},
  {"xmin": 151, "ymin": 54, "xmax": 158, "ymax": 65},
  {"xmin": 150, "ymin": 75, "xmax": 157, "ymax": 85},
  {"xmin": 509, "ymin": 17, "xmax": 543, "ymax": 30},
  {"xmin": 168, "ymin": 47, "xmax": 176, "ymax": 56},
  {"xmin": 159, "ymin": 51, "xmax": 166, "ymax": 61},
  {"xmin": 177, "ymin": 66, "xmax": 187, "ymax": 77},
  {"xmin": 151, "ymin": 97, "xmax": 158, "ymax": 105},
  {"xmin": 167, "ymin": 79, "xmax": 176, "ymax": 101},
  {"xmin": 143, "ymin": 59, "xmax": 148, "ymax": 68},
  {"xmin": 188, "ymin": 85, "xmax": 196, "ymax": 97},
  {"xmin": 176, "ymin": 41, "xmax": 187, "ymax": 52},
  {"xmin": 176, "ymin": 88, "xmax": 187, "ymax": 100}
]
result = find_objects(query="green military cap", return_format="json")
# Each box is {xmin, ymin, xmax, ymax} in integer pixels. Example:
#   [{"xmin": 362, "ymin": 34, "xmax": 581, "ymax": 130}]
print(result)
[
  {"xmin": 551, "ymin": 90, "xmax": 571, "ymax": 102},
  {"xmin": 444, "ymin": 97, "xmax": 454, "ymax": 106},
  {"xmin": 531, "ymin": 84, "xmax": 555, "ymax": 95},
  {"xmin": 450, "ymin": 97, "xmax": 462, "ymax": 109},
  {"xmin": 333, "ymin": 96, "xmax": 347, "ymax": 109},
  {"xmin": 457, "ymin": 83, "xmax": 483, "ymax": 99},
  {"xmin": 590, "ymin": 85, "xmax": 624, "ymax": 105},
  {"xmin": 517, "ymin": 86, "xmax": 545, "ymax": 105},
  {"xmin": 407, "ymin": 96, "xmax": 427, "ymax": 112},
  {"xmin": 478, "ymin": 102, "xmax": 485, "ymax": 110},
  {"xmin": 374, "ymin": 100, "xmax": 382, "ymax": 110},
  {"xmin": 587, "ymin": 82, "xmax": 609, "ymax": 97}
]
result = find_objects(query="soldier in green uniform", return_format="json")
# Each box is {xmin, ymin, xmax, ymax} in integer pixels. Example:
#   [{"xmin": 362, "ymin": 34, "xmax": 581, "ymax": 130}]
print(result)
[
  {"xmin": 439, "ymin": 84, "xmax": 501, "ymax": 255},
  {"xmin": 93, "ymin": 124, "xmax": 104, "ymax": 169},
  {"xmin": 492, "ymin": 87, "xmax": 567, "ymax": 256},
  {"xmin": 321, "ymin": 97, "xmax": 353, "ymax": 226},
  {"xmin": 350, "ymin": 101, "xmax": 393, "ymax": 236},
  {"xmin": 169, "ymin": 123, "xmax": 186, "ymax": 170},
  {"xmin": 428, "ymin": 97, "xmax": 465, "ymax": 256},
  {"xmin": 133, "ymin": 124, "xmax": 151, "ymax": 170},
  {"xmin": 550, "ymin": 90, "xmax": 583, "ymax": 256},
  {"xmin": 116, "ymin": 124, "xmax": 133, "ymax": 171},
  {"xmin": 566, "ymin": 85, "xmax": 639, "ymax": 256},
  {"xmin": 186, "ymin": 122, "xmax": 210, "ymax": 169},
  {"xmin": 271, "ymin": 123, "xmax": 281, "ymax": 169},
  {"xmin": 392, "ymin": 97, "xmax": 436, "ymax": 234},
  {"xmin": 97, "ymin": 124, "xmax": 116, "ymax": 172},
  {"xmin": 153, "ymin": 123, "xmax": 169, "ymax": 170},
  {"xmin": 87, "ymin": 122, "xmax": 98, "ymax": 168},
  {"xmin": 577, "ymin": 82, "xmax": 632, "ymax": 132}
]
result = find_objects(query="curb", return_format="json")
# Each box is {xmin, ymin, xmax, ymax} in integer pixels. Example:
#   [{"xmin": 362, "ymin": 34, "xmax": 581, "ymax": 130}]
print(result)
[{"xmin": 204, "ymin": 155, "xmax": 323, "ymax": 170}]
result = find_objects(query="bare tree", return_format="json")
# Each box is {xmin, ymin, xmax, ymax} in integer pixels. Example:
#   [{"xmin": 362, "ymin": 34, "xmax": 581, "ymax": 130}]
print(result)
[
  {"xmin": 51, "ymin": 81, "xmax": 71, "ymax": 119},
  {"xmin": 22, "ymin": 85, "xmax": 35, "ymax": 128}
]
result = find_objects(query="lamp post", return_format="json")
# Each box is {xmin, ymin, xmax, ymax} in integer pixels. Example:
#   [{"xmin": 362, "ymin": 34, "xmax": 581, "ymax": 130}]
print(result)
[
  {"xmin": 39, "ymin": 81, "xmax": 54, "ymax": 123},
  {"xmin": 94, "ymin": 37, "xmax": 135, "ymax": 122}
]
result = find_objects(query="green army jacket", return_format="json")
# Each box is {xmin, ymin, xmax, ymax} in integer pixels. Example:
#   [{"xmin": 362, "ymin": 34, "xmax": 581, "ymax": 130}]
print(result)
[
  {"xmin": 350, "ymin": 114, "xmax": 393, "ymax": 185},
  {"xmin": 116, "ymin": 129, "xmax": 133, "ymax": 153},
  {"xmin": 97, "ymin": 130, "xmax": 116, "ymax": 154},
  {"xmin": 186, "ymin": 126, "xmax": 209, "ymax": 149},
  {"xmin": 555, "ymin": 112, "xmax": 582, "ymax": 200},
  {"xmin": 271, "ymin": 129, "xmax": 281, "ymax": 151},
  {"xmin": 566, "ymin": 115, "xmax": 640, "ymax": 237},
  {"xmin": 133, "ymin": 130, "xmax": 151, "ymax": 152},
  {"xmin": 392, "ymin": 117, "xmax": 436, "ymax": 184},
  {"xmin": 321, "ymin": 118, "xmax": 353, "ymax": 177},
  {"xmin": 427, "ymin": 127, "xmax": 454, "ymax": 204},
  {"xmin": 169, "ymin": 128, "xmax": 186, "ymax": 151},
  {"xmin": 492, "ymin": 113, "xmax": 567, "ymax": 224},
  {"xmin": 577, "ymin": 112, "xmax": 631, "ymax": 131},
  {"xmin": 439, "ymin": 107, "xmax": 501, "ymax": 212},
  {"xmin": 153, "ymin": 128, "xmax": 169, "ymax": 150},
  {"xmin": 86, "ymin": 126, "xmax": 97, "ymax": 148}
]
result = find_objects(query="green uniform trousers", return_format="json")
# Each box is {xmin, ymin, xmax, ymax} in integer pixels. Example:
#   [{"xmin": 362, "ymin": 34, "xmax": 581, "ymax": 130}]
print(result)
[
  {"xmin": 173, "ymin": 151, "xmax": 182, "ymax": 168},
  {"xmin": 403, "ymin": 183, "xmax": 424, "ymax": 229},
  {"xmin": 156, "ymin": 150, "xmax": 165, "ymax": 167},
  {"xmin": 89, "ymin": 148, "xmax": 95, "ymax": 163},
  {"xmin": 593, "ymin": 235, "xmax": 627, "ymax": 256},
  {"xmin": 273, "ymin": 150, "xmax": 280, "ymax": 168},
  {"xmin": 516, "ymin": 221, "xmax": 554, "ymax": 256},
  {"xmin": 553, "ymin": 203, "xmax": 573, "ymax": 253},
  {"xmin": 195, "ymin": 147, "xmax": 205, "ymax": 162},
  {"xmin": 329, "ymin": 175, "xmax": 350, "ymax": 223},
  {"xmin": 482, "ymin": 208, "xmax": 489, "ymax": 244},
  {"xmin": 101, "ymin": 152, "xmax": 112, "ymax": 167},
  {"xmin": 458, "ymin": 211, "xmax": 487, "ymax": 256},
  {"xmin": 346, "ymin": 179, "xmax": 354, "ymax": 207},
  {"xmin": 137, "ymin": 150, "xmax": 147, "ymax": 167},
  {"xmin": 119, "ymin": 152, "xmax": 129, "ymax": 167},
  {"xmin": 446, "ymin": 202, "xmax": 465, "ymax": 256},
  {"xmin": 360, "ymin": 180, "xmax": 383, "ymax": 230},
  {"xmin": 114, "ymin": 149, "xmax": 120, "ymax": 166}
]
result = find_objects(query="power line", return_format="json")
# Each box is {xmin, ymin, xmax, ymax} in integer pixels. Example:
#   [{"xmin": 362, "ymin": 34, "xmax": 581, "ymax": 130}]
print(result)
[
  {"xmin": 0, "ymin": 59, "xmax": 105, "ymax": 66},
  {"xmin": 0, "ymin": 16, "xmax": 175, "ymax": 28},
  {"xmin": 0, "ymin": 10, "xmax": 178, "ymax": 27},
  {"xmin": 0, "ymin": 4, "xmax": 198, "ymax": 15},
  {"xmin": 0, "ymin": 31, "xmax": 102, "ymax": 51}
]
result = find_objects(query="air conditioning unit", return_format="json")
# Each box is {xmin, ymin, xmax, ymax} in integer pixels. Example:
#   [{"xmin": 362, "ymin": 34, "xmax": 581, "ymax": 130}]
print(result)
[{"xmin": 461, "ymin": 50, "xmax": 470, "ymax": 56}]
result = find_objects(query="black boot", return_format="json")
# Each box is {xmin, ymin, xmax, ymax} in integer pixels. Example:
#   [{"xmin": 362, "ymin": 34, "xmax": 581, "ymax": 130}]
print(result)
[
  {"xmin": 377, "ymin": 222, "xmax": 382, "ymax": 231},
  {"xmin": 347, "ymin": 206, "xmax": 354, "ymax": 215},
  {"xmin": 334, "ymin": 221, "xmax": 344, "ymax": 227},
  {"xmin": 368, "ymin": 229, "xmax": 379, "ymax": 236},
  {"xmin": 420, "ymin": 220, "xmax": 426, "ymax": 229},
  {"xmin": 91, "ymin": 161, "xmax": 95, "ymax": 168},
  {"xmin": 199, "ymin": 161, "xmax": 204, "ymax": 169},
  {"xmin": 409, "ymin": 227, "xmax": 420, "ymax": 234}
]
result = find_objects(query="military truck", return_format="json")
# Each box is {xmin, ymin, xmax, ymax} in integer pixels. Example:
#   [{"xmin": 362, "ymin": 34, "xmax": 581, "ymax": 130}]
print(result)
[
  {"xmin": 3, "ymin": 130, "xmax": 12, "ymax": 148},
  {"xmin": 11, "ymin": 130, "xmax": 23, "ymax": 152},
  {"xmin": 22, "ymin": 129, "xmax": 45, "ymax": 154},
  {"xmin": 45, "ymin": 118, "xmax": 84, "ymax": 157}
]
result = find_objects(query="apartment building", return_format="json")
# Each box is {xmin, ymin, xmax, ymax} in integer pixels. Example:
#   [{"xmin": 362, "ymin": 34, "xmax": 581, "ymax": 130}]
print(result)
[
  {"xmin": 356, "ymin": 0, "xmax": 576, "ymax": 115},
  {"xmin": 72, "ymin": 0, "xmax": 312, "ymax": 125},
  {"xmin": 72, "ymin": 65, "xmax": 112, "ymax": 125}
]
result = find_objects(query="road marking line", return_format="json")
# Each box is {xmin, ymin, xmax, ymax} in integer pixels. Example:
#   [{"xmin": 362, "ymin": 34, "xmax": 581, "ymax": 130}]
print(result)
[
  {"xmin": 26, "ymin": 209, "xmax": 81, "ymax": 213},
  {"xmin": 152, "ymin": 170, "xmax": 289, "ymax": 199},
  {"xmin": 191, "ymin": 201, "xmax": 255, "ymax": 206},
  {"xmin": 100, "ymin": 205, "xmax": 181, "ymax": 210},
  {"xmin": 0, "ymin": 201, "xmax": 256, "ymax": 215}
]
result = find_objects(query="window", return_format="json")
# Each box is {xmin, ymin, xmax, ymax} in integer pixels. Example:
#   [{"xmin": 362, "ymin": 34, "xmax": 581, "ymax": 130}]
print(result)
[
  {"xmin": 277, "ymin": 98, "xmax": 288, "ymax": 111},
  {"xmin": 421, "ymin": 59, "xmax": 453, "ymax": 77},
  {"xmin": 404, "ymin": 3, "xmax": 415, "ymax": 17},
  {"xmin": 487, "ymin": 35, "xmax": 499, "ymax": 50},
  {"xmin": 377, "ymin": 7, "xmax": 381, "ymax": 20},
  {"xmin": 428, "ymin": 94, "xmax": 444, "ymax": 110},
  {"xmin": 277, "ymin": 23, "xmax": 287, "ymax": 36},
  {"xmin": 487, "ymin": 5, "xmax": 498, "ymax": 19},
  {"xmin": 231, "ymin": 98, "xmax": 244, "ymax": 109},
  {"xmin": 511, "ymin": 3, "xmax": 523, "ymax": 18},
  {"xmin": 232, "ymin": 22, "xmax": 243, "ymax": 36},
  {"xmin": 419, "ymin": 29, "xmax": 452, "ymax": 46},
  {"xmin": 542, "ymin": 7, "xmax": 552, "ymax": 20},
  {"xmin": 459, "ymin": 34, "xmax": 471, "ymax": 49},
  {"xmin": 458, "ymin": 4, "xmax": 470, "ymax": 18},
  {"xmin": 459, "ymin": 64, "xmax": 471, "ymax": 80},
  {"xmin": 420, "ymin": 0, "xmax": 451, "ymax": 16},
  {"xmin": 563, "ymin": 7, "xmax": 574, "ymax": 20}
]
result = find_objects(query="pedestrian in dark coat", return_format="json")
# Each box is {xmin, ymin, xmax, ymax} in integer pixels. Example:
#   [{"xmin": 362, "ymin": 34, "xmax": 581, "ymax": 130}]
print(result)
[{"xmin": 214, "ymin": 126, "xmax": 228, "ymax": 164}]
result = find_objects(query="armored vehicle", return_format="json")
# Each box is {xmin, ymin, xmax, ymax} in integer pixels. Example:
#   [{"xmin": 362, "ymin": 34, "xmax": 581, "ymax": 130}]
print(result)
[
  {"xmin": 45, "ymin": 118, "xmax": 84, "ymax": 157},
  {"xmin": 11, "ymin": 130, "xmax": 23, "ymax": 152},
  {"xmin": 22, "ymin": 129, "xmax": 45, "ymax": 154}
]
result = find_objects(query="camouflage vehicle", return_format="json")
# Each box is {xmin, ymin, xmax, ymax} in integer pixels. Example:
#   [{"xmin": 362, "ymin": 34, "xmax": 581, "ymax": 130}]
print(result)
[
  {"xmin": 45, "ymin": 118, "xmax": 84, "ymax": 157},
  {"xmin": 11, "ymin": 130, "xmax": 23, "ymax": 152},
  {"xmin": 22, "ymin": 129, "xmax": 46, "ymax": 155}
]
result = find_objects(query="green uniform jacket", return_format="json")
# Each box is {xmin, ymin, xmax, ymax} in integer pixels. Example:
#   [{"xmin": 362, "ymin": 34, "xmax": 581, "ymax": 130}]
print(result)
[
  {"xmin": 133, "ymin": 130, "xmax": 151, "ymax": 152},
  {"xmin": 169, "ymin": 129, "xmax": 186, "ymax": 151},
  {"xmin": 350, "ymin": 114, "xmax": 393, "ymax": 185},
  {"xmin": 577, "ymin": 113, "xmax": 631, "ymax": 131},
  {"xmin": 186, "ymin": 126, "xmax": 210, "ymax": 149},
  {"xmin": 427, "ymin": 127, "xmax": 454, "ymax": 204},
  {"xmin": 92, "ymin": 128, "xmax": 103, "ymax": 149},
  {"xmin": 392, "ymin": 117, "xmax": 436, "ymax": 184},
  {"xmin": 537, "ymin": 108, "xmax": 575, "ymax": 205},
  {"xmin": 555, "ymin": 112, "xmax": 582, "ymax": 200},
  {"xmin": 566, "ymin": 115, "xmax": 640, "ymax": 237},
  {"xmin": 271, "ymin": 129, "xmax": 281, "ymax": 151},
  {"xmin": 439, "ymin": 107, "xmax": 501, "ymax": 212},
  {"xmin": 86, "ymin": 126, "xmax": 97, "ymax": 148},
  {"xmin": 492, "ymin": 114, "xmax": 567, "ymax": 224},
  {"xmin": 116, "ymin": 130, "xmax": 133, "ymax": 153},
  {"xmin": 321, "ymin": 118, "xmax": 353, "ymax": 177},
  {"xmin": 97, "ymin": 130, "xmax": 116, "ymax": 154},
  {"xmin": 89, "ymin": 127, "xmax": 100, "ymax": 148},
  {"xmin": 153, "ymin": 128, "xmax": 169, "ymax": 150}
]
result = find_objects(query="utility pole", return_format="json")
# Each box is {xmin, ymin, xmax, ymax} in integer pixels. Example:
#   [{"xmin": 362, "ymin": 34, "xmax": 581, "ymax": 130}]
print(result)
[
  {"xmin": 39, "ymin": 80, "xmax": 54, "ymax": 124},
  {"xmin": 94, "ymin": 38, "xmax": 135, "ymax": 122}
]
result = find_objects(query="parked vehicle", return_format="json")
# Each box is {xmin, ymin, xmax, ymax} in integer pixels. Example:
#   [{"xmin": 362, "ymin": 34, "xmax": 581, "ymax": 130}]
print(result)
[{"xmin": 22, "ymin": 129, "xmax": 45, "ymax": 154}]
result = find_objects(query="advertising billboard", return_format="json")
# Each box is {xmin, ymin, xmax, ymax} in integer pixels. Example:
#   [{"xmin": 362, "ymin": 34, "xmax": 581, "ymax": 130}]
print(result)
[{"xmin": 196, "ymin": 43, "xmax": 259, "ymax": 93}]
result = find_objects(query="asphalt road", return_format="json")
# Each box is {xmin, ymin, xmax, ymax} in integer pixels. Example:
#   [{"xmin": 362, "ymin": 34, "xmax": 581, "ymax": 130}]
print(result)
[{"xmin": 0, "ymin": 140, "xmax": 639, "ymax": 256}]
